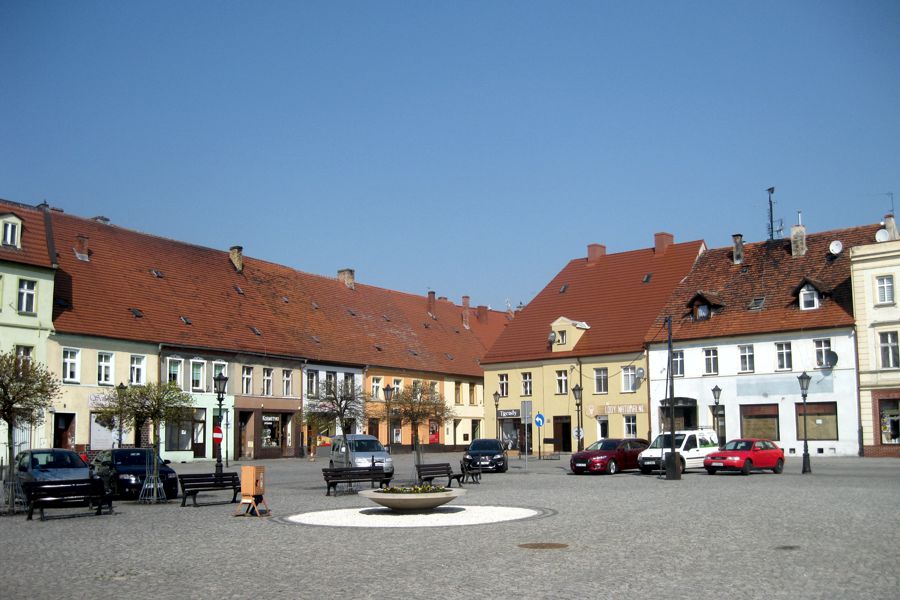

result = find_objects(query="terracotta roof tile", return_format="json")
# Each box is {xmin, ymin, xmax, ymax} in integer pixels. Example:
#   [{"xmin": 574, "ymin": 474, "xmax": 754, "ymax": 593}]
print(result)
[
  {"xmin": 482, "ymin": 238, "xmax": 705, "ymax": 364},
  {"xmin": 646, "ymin": 224, "xmax": 881, "ymax": 342},
  {"xmin": 49, "ymin": 210, "xmax": 508, "ymax": 377},
  {"xmin": 0, "ymin": 199, "xmax": 56, "ymax": 270}
]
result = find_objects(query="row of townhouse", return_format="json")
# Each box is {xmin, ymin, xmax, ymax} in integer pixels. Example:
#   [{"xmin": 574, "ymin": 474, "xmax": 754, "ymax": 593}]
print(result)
[
  {"xmin": 0, "ymin": 198, "xmax": 508, "ymax": 464},
  {"xmin": 482, "ymin": 215, "xmax": 900, "ymax": 458}
]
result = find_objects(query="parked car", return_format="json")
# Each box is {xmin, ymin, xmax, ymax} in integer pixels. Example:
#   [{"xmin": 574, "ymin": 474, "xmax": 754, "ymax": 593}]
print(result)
[
  {"xmin": 570, "ymin": 438, "xmax": 649, "ymax": 474},
  {"xmin": 704, "ymin": 439, "xmax": 784, "ymax": 475},
  {"xmin": 463, "ymin": 438, "xmax": 508, "ymax": 473},
  {"xmin": 329, "ymin": 434, "xmax": 394, "ymax": 477},
  {"xmin": 14, "ymin": 448, "xmax": 90, "ymax": 483},
  {"xmin": 90, "ymin": 449, "xmax": 179, "ymax": 499},
  {"xmin": 638, "ymin": 429, "xmax": 719, "ymax": 474}
]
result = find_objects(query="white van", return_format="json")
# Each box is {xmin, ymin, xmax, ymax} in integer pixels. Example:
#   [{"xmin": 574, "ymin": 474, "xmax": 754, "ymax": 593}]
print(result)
[
  {"xmin": 637, "ymin": 429, "xmax": 719, "ymax": 474},
  {"xmin": 329, "ymin": 434, "xmax": 394, "ymax": 477}
]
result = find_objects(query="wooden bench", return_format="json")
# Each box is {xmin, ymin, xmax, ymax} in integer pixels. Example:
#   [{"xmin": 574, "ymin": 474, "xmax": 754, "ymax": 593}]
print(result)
[
  {"xmin": 23, "ymin": 479, "xmax": 113, "ymax": 521},
  {"xmin": 322, "ymin": 466, "xmax": 391, "ymax": 496},
  {"xmin": 178, "ymin": 472, "xmax": 241, "ymax": 507},
  {"xmin": 416, "ymin": 463, "xmax": 464, "ymax": 487},
  {"xmin": 460, "ymin": 460, "xmax": 482, "ymax": 484}
]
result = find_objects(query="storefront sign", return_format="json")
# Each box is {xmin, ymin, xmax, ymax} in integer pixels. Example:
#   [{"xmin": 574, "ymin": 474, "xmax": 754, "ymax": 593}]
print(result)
[
  {"xmin": 498, "ymin": 409, "xmax": 521, "ymax": 418},
  {"xmin": 600, "ymin": 404, "xmax": 645, "ymax": 415}
]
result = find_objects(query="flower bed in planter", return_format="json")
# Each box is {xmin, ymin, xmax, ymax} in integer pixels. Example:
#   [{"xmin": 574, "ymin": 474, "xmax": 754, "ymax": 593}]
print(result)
[{"xmin": 358, "ymin": 484, "xmax": 465, "ymax": 511}]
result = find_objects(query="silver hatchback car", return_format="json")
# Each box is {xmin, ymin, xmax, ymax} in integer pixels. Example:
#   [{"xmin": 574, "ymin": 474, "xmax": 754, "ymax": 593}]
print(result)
[
  {"xmin": 329, "ymin": 434, "xmax": 394, "ymax": 477},
  {"xmin": 15, "ymin": 448, "xmax": 91, "ymax": 483}
]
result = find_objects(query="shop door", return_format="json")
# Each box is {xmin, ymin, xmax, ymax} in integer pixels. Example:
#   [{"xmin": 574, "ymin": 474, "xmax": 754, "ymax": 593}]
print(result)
[
  {"xmin": 239, "ymin": 411, "xmax": 252, "ymax": 459},
  {"xmin": 53, "ymin": 413, "xmax": 75, "ymax": 449},
  {"xmin": 192, "ymin": 409, "xmax": 206, "ymax": 459},
  {"xmin": 553, "ymin": 417, "xmax": 572, "ymax": 453}
]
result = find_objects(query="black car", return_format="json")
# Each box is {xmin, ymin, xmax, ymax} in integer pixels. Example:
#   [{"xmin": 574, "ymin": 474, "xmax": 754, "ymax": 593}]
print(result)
[
  {"xmin": 463, "ymin": 438, "xmax": 508, "ymax": 473},
  {"xmin": 91, "ymin": 449, "xmax": 178, "ymax": 499}
]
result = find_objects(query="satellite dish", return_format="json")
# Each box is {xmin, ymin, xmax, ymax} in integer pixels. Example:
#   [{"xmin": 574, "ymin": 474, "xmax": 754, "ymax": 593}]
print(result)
[
  {"xmin": 636, "ymin": 367, "xmax": 646, "ymax": 380},
  {"xmin": 825, "ymin": 350, "xmax": 839, "ymax": 368},
  {"xmin": 876, "ymin": 229, "xmax": 891, "ymax": 243},
  {"xmin": 829, "ymin": 240, "xmax": 843, "ymax": 255},
  {"xmin": 547, "ymin": 331, "xmax": 557, "ymax": 344}
]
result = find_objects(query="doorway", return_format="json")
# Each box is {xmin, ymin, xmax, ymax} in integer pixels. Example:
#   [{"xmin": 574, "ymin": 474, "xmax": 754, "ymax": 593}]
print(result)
[
  {"xmin": 53, "ymin": 413, "xmax": 75, "ymax": 449},
  {"xmin": 239, "ymin": 411, "xmax": 252, "ymax": 459},
  {"xmin": 553, "ymin": 416, "xmax": 572, "ymax": 452},
  {"xmin": 595, "ymin": 415, "xmax": 609, "ymax": 440}
]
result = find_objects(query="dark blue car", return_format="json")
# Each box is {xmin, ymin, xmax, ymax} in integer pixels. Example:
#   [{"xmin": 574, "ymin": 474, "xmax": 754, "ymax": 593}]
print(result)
[{"xmin": 91, "ymin": 449, "xmax": 178, "ymax": 499}]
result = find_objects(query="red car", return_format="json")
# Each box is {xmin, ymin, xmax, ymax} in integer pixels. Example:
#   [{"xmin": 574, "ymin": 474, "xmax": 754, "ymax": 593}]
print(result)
[
  {"xmin": 704, "ymin": 439, "xmax": 784, "ymax": 475},
  {"xmin": 570, "ymin": 438, "xmax": 649, "ymax": 474}
]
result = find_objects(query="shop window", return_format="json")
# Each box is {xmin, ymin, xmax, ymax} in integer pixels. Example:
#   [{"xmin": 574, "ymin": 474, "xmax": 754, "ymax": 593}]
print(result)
[
  {"xmin": 880, "ymin": 400, "xmax": 900, "ymax": 445},
  {"xmin": 740, "ymin": 404, "xmax": 779, "ymax": 440},
  {"xmin": 165, "ymin": 413, "xmax": 193, "ymax": 451},
  {"xmin": 795, "ymin": 402, "xmax": 837, "ymax": 441},
  {"xmin": 261, "ymin": 413, "xmax": 283, "ymax": 449}
]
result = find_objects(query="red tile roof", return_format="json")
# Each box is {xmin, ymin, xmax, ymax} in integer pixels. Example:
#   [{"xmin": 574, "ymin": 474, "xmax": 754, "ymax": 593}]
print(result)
[
  {"xmin": 645, "ymin": 224, "xmax": 881, "ymax": 342},
  {"xmin": 48, "ymin": 208, "xmax": 508, "ymax": 378},
  {"xmin": 0, "ymin": 199, "xmax": 56, "ymax": 270},
  {"xmin": 482, "ymin": 238, "xmax": 705, "ymax": 364}
]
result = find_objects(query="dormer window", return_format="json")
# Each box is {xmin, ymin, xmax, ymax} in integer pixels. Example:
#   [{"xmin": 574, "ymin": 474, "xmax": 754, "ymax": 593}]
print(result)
[
  {"xmin": 696, "ymin": 304, "xmax": 710, "ymax": 320},
  {"xmin": 1, "ymin": 215, "xmax": 22, "ymax": 248},
  {"xmin": 799, "ymin": 284, "xmax": 820, "ymax": 310}
]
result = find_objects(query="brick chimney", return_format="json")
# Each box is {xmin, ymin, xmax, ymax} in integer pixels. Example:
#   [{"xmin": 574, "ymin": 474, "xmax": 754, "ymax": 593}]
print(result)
[
  {"xmin": 476, "ymin": 305, "xmax": 488, "ymax": 323},
  {"xmin": 427, "ymin": 290, "xmax": 436, "ymax": 313},
  {"xmin": 337, "ymin": 268, "xmax": 355, "ymax": 289},
  {"xmin": 654, "ymin": 232, "xmax": 674, "ymax": 254},
  {"xmin": 732, "ymin": 234, "xmax": 744, "ymax": 265},
  {"xmin": 461, "ymin": 295, "xmax": 470, "ymax": 330},
  {"xmin": 587, "ymin": 243, "xmax": 606, "ymax": 264},
  {"xmin": 229, "ymin": 246, "xmax": 244, "ymax": 273},
  {"xmin": 790, "ymin": 224, "xmax": 807, "ymax": 257}
]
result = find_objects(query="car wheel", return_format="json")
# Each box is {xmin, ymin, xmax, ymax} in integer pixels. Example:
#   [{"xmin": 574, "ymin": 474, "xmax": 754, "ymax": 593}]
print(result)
[
  {"xmin": 773, "ymin": 458, "xmax": 784, "ymax": 474},
  {"xmin": 706, "ymin": 467, "xmax": 717, "ymax": 475},
  {"xmin": 639, "ymin": 466, "xmax": 652, "ymax": 475},
  {"xmin": 741, "ymin": 459, "xmax": 752, "ymax": 475},
  {"xmin": 606, "ymin": 460, "xmax": 618, "ymax": 475}
]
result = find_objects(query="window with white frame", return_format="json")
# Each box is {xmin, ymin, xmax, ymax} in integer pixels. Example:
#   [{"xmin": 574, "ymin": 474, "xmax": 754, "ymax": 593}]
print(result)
[
  {"xmin": 62, "ymin": 348, "xmax": 80, "ymax": 383},
  {"xmin": 17, "ymin": 279, "xmax": 36, "ymax": 314},
  {"xmin": 282, "ymin": 370, "xmax": 292, "ymax": 397},
  {"xmin": 799, "ymin": 284, "xmax": 820, "ymax": 310},
  {"xmin": 213, "ymin": 361, "xmax": 227, "ymax": 381},
  {"xmin": 594, "ymin": 368, "xmax": 608, "ymax": 394},
  {"xmin": 2, "ymin": 220, "xmax": 19, "ymax": 247},
  {"xmin": 306, "ymin": 370, "xmax": 319, "ymax": 397},
  {"xmin": 263, "ymin": 368, "xmax": 273, "ymax": 396},
  {"xmin": 499, "ymin": 374, "xmax": 509, "ymax": 397},
  {"xmin": 522, "ymin": 372, "xmax": 532, "ymax": 396},
  {"xmin": 344, "ymin": 373, "xmax": 355, "ymax": 396},
  {"xmin": 555, "ymin": 370, "xmax": 568, "ymax": 395},
  {"xmin": 672, "ymin": 351, "xmax": 684, "ymax": 377},
  {"xmin": 392, "ymin": 378, "xmax": 403, "ymax": 396},
  {"xmin": 557, "ymin": 330, "xmax": 567, "ymax": 345},
  {"xmin": 776, "ymin": 342, "xmax": 793, "ymax": 371},
  {"xmin": 622, "ymin": 366, "xmax": 637, "ymax": 392},
  {"xmin": 877, "ymin": 275, "xmax": 894, "ymax": 305},
  {"xmin": 325, "ymin": 371, "xmax": 337, "ymax": 396},
  {"xmin": 624, "ymin": 415, "xmax": 637, "ymax": 437},
  {"xmin": 814, "ymin": 339, "xmax": 832, "ymax": 368},
  {"xmin": 703, "ymin": 348, "xmax": 719, "ymax": 375},
  {"xmin": 242, "ymin": 366, "xmax": 253, "ymax": 394},
  {"xmin": 130, "ymin": 355, "xmax": 146, "ymax": 384},
  {"xmin": 880, "ymin": 332, "xmax": 900, "ymax": 369},
  {"xmin": 739, "ymin": 345, "xmax": 755, "ymax": 373},
  {"xmin": 191, "ymin": 360, "xmax": 206, "ymax": 391},
  {"xmin": 371, "ymin": 376, "xmax": 382, "ymax": 400},
  {"xmin": 97, "ymin": 352, "xmax": 113, "ymax": 385},
  {"xmin": 167, "ymin": 358, "xmax": 184, "ymax": 389},
  {"xmin": 15, "ymin": 345, "xmax": 32, "ymax": 361}
]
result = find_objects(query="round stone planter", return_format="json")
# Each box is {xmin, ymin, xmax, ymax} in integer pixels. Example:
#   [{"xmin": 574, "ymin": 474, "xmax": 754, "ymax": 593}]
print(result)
[{"xmin": 357, "ymin": 488, "xmax": 465, "ymax": 511}]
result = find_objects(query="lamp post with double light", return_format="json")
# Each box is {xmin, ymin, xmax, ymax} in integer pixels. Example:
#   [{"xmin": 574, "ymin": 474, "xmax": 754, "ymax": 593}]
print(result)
[
  {"xmin": 711, "ymin": 385, "xmax": 722, "ymax": 448},
  {"xmin": 382, "ymin": 384, "xmax": 394, "ymax": 451},
  {"xmin": 572, "ymin": 384, "xmax": 584, "ymax": 452},
  {"xmin": 213, "ymin": 372, "xmax": 228, "ymax": 476},
  {"xmin": 493, "ymin": 391, "xmax": 501, "ymax": 441},
  {"xmin": 798, "ymin": 371, "xmax": 812, "ymax": 474}
]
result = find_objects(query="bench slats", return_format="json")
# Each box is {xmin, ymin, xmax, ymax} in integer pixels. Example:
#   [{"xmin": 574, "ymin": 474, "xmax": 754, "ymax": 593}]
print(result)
[
  {"xmin": 322, "ymin": 466, "xmax": 391, "ymax": 496},
  {"xmin": 178, "ymin": 473, "xmax": 241, "ymax": 507},
  {"xmin": 415, "ymin": 463, "xmax": 464, "ymax": 488},
  {"xmin": 23, "ymin": 479, "xmax": 112, "ymax": 521}
]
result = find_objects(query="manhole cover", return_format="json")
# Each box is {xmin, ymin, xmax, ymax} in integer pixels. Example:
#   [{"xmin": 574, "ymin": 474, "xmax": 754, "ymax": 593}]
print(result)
[
  {"xmin": 518, "ymin": 542, "xmax": 568, "ymax": 550},
  {"xmin": 774, "ymin": 545, "xmax": 801, "ymax": 551}
]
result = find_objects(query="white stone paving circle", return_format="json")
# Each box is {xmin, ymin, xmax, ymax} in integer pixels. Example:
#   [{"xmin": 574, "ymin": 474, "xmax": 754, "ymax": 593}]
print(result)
[{"xmin": 285, "ymin": 505, "xmax": 541, "ymax": 528}]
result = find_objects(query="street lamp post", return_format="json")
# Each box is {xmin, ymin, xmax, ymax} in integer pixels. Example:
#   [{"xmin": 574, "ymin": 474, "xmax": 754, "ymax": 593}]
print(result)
[
  {"xmin": 798, "ymin": 371, "xmax": 812, "ymax": 474},
  {"xmin": 572, "ymin": 384, "xmax": 584, "ymax": 452},
  {"xmin": 711, "ymin": 385, "xmax": 722, "ymax": 448},
  {"xmin": 493, "ymin": 391, "xmax": 501, "ymax": 441},
  {"xmin": 116, "ymin": 382, "xmax": 127, "ymax": 448},
  {"xmin": 382, "ymin": 384, "xmax": 394, "ymax": 451},
  {"xmin": 213, "ymin": 372, "xmax": 228, "ymax": 476}
]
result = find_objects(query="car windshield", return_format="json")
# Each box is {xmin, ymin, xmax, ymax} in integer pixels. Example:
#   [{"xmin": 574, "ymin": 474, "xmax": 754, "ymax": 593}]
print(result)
[
  {"xmin": 350, "ymin": 439, "xmax": 384, "ymax": 453},
  {"xmin": 114, "ymin": 451, "xmax": 160, "ymax": 466},
  {"xmin": 723, "ymin": 440, "xmax": 754, "ymax": 451},
  {"xmin": 469, "ymin": 440, "xmax": 501, "ymax": 452},
  {"xmin": 586, "ymin": 440, "xmax": 620, "ymax": 451},
  {"xmin": 32, "ymin": 450, "xmax": 85, "ymax": 469},
  {"xmin": 649, "ymin": 434, "xmax": 686, "ymax": 449}
]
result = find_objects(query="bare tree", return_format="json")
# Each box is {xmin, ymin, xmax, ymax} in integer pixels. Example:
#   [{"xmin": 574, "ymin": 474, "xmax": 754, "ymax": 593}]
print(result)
[
  {"xmin": 390, "ymin": 380, "xmax": 454, "ymax": 465},
  {"xmin": 306, "ymin": 377, "xmax": 365, "ymax": 466},
  {"xmin": 0, "ymin": 350, "xmax": 60, "ymax": 511}
]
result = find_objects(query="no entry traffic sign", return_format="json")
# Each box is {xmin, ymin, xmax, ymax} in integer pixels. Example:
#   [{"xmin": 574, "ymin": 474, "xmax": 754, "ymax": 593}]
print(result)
[{"xmin": 213, "ymin": 425, "xmax": 224, "ymax": 444}]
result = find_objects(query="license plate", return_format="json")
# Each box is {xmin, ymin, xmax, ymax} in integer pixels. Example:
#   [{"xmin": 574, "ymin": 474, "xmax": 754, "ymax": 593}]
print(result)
[
  {"xmin": 712, "ymin": 462, "xmax": 723, "ymax": 467},
  {"xmin": 575, "ymin": 462, "xmax": 587, "ymax": 467},
  {"xmin": 480, "ymin": 458, "xmax": 490, "ymax": 463}
]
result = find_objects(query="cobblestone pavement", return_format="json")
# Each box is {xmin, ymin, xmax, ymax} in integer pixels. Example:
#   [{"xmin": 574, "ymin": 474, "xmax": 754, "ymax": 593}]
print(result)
[{"xmin": 1, "ymin": 452, "xmax": 898, "ymax": 600}]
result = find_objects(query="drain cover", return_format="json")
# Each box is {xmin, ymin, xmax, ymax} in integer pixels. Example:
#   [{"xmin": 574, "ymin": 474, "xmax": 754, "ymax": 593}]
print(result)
[
  {"xmin": 518, "ymin": 542, "xmax": 568, "ymax": 550},
  {"xmin": 774, "ymin": 545, "xmax": 801, "ymax": 551}
]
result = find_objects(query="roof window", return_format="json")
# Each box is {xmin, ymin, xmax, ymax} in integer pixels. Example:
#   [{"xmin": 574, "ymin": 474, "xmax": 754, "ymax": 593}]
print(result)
[
  {"xmin": 445, "ymin": 353, "xmax": 454, "ymax": 360},
  {"xmin": 374, "ymin": 344, "xmax": 383, "ymax": 351},
  {"xmin": 747, "ymin": 297, "xmax": 766, "ymax": 311},
  {"xmin": 282, "ymin": 296, "xmax": 289, "ymax": 303},
  {"xmin": 642, "ymin": 273, "xmax": 653, "ymax": 283},
  {"xmin": 150, "ymin": 269, "xmax": 164, "ymax": 279},
  {"xmin": 249, "ymin": 326, "xmax": 262, "ymax": 336},
  {"xmin": 130, "ymin": 308, "xmax": 144, "ymax": 318},
  {"xmin": 347, "ymin": 308, "xmax": 357, "ymax": 316},
  {"xmin": 559, "ymin": 284, "xmax": 568, "ymax": 294},
  {"xmin": 311, "ymin": 335, "xmax": 321, "ymax": 344},
  {"xmin": 408, "ymin": 349, "xmax": 418, "ymax": 356},
  {"xmin": 181, "ymin": 316, "xmax": 192, "ymax": 325},
  {"xmin": 234, "ymin": 285, "xmax": 244, "ymax": 295},
  {"xmin": 382, "ymin": 315, "xmax": 391, "ymax": 322},
  {"xmin": 312, "ymin": 301, "xmax": 319, "ymax": 310}
]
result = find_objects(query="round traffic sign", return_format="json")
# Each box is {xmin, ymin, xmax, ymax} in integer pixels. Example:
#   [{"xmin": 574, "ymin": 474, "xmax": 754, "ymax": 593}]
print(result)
[
  {"xmin": 213, "ymin": 425, "xmax": 224, "ymax": 444},
  {"xmin": 534, "ymin": 413, "xmax": 545, "ymax": 427},
  {"xmin": 573, "ymin": 427, "xmax": 584, "ymax": 440}
]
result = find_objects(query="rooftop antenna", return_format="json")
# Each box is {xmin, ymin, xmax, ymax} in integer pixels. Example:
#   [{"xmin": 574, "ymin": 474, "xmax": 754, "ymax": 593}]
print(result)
[
  {"xmin": 888, "ymin": 192, "xmax": 895, "ymax": 214},
  {"xmin": 767, "ymin": 187, "xmax": 776, "ymax": 240}
]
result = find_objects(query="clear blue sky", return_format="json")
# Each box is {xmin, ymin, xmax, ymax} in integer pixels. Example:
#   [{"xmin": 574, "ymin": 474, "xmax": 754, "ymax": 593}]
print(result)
[{"xmin": 2, "ymin": 2, "xmax": 898, "ymax": 310}]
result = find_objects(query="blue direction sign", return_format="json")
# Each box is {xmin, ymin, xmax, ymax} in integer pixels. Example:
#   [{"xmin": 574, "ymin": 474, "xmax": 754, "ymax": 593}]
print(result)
[{"xmin": 534, "ymin": 413, "xmax": 545, "ymax": 427}]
